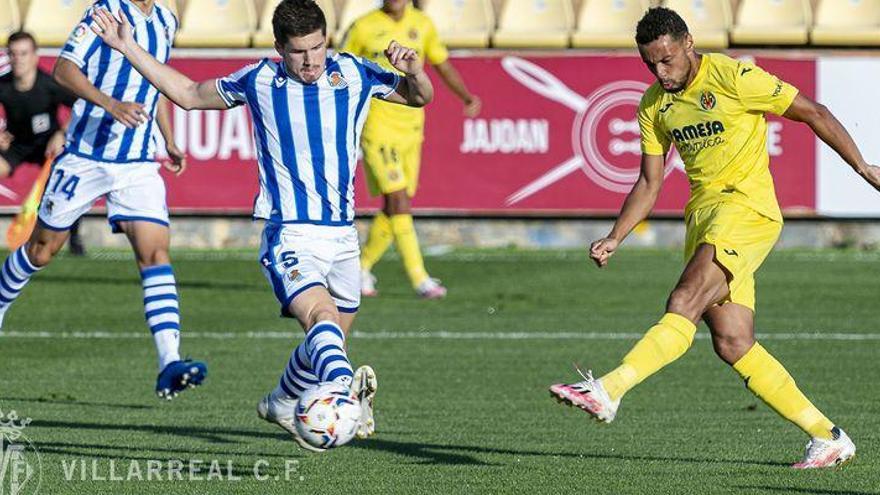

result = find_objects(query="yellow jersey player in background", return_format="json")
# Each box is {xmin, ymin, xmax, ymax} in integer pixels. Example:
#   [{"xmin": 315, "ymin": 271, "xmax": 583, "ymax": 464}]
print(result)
[
  {"xmin": 341, "ymin": 0, "xmax": 480, "ymax": 299},
  {"xmin": 549, "ymin": 7, "xmax": 880, "ymax": 468}
]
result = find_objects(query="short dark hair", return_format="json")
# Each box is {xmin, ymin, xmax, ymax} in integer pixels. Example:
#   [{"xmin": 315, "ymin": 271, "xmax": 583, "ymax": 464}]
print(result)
[
  {"xmin": 273, "ymin": 0, "xmax": 327, "ymax": 45},
  {"xmin": 7, "ymin": 31, "xmax": 37, "ymax": 50},
  {"xmin": 635, "ymin": 7, "xmax": 689, "ymax": 45}
]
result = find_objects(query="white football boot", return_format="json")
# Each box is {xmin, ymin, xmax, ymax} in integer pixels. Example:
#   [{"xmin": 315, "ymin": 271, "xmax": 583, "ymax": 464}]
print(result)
[
  {"xmin": 257, "ymin": 393, "xmax": 326, "ymax": 453},
  {"xmin": 361, "ymin": 271, "xmax": 378, "ymax": 297},
  {"xmin": 792, "ymin": 427, "xmax": 855, "ymax": 469},
  {"xmin": 549, "ymin": 367, "xmax": 620, "ymax": 423},
  {"xmin": 351, "ymin": 366, "xmax": 378, "ymax": 439}
]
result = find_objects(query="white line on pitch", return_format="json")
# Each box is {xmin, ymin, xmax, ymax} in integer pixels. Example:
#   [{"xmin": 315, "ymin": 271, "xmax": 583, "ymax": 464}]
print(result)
[{"xmin": 1, "ymin": 330, "xmax": 879, "ymax": 341}]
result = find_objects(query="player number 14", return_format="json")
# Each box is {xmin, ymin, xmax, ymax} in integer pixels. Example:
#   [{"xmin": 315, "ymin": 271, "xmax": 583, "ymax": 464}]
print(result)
[{"xmin": 50, "ymin": 169, "xmax": 80, "ymax": 201}]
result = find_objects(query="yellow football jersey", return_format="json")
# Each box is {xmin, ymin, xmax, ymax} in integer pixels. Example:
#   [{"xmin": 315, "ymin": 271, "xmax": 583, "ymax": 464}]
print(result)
[
  {"xmin": 340, "ymin": 4, "xmax": 448, "ymax": 139},
  {"xmin": 639, "ymin": 53, "xmax": 799, "ymax": 222}
]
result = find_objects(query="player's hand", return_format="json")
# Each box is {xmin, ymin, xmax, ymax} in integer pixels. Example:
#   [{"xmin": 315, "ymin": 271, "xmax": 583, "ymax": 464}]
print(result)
[
  {"xmin": 106, "ymin": 99, "xmax": 148, "ymax": 128},
  {"xmin": 384, "ymin": 41, "xmax": 423, "ymax": 76},
  {"xmin": 163, "ymin": 143, "xmax": 187, "ymax": 177},
  {"xmin": 90, "ymin": 8, "xmax": 135, "ymax": 54},
  {"xmin": 45, "ymin": 130, "xmax": 66, "ymax": 158},
  {"xmin": 859, "ymin": 164, "xmax": 880, "ymax": 192},
  {"xmin": 0, "ymin": 131, "xmax": 12, "ymax": 152},
  {"xmin": 589, "ymin": 237, "xmax": 619, "ymax": 268},
  {"xmin": 463, "ymin": 95, "xmax": 482, "ymax": 118}
]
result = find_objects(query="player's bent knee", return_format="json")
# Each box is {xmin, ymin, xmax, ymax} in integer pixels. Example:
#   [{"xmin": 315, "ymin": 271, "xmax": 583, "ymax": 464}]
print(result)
[
  {"xmin": 712, "ymin": 334, "xmax": 755, "ymax": 365},
  {"xmin": 666, "ymin": 286, "xmax": 705, "ymax": 321},
  {"xmin": 137, "ymin": 250, "xmax": 171, "ymax": 269},
  {"xmin": 309, "ymin": 305, "xmax": 340, "ymax": 329}
]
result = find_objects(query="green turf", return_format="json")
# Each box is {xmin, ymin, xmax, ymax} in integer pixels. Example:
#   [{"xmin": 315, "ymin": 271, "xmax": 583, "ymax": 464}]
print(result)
[{"xmin": 1, "ymin": 247, "xmax": 879, "ymax": 494}]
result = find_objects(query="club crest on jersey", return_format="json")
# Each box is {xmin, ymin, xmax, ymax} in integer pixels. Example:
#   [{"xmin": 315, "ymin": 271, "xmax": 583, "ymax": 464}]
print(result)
[
  {"xmin": 700, "ymin": 91, "xmax": 717, "ymax": 111},
  {"xmin": 70, "ymin": 23, "xmax": 88, "ymax": 44},
  {"xmin": 288, "ymin": 269, "xmax": 301, "ymax": 282},
  {"xmin": 327, "ymin": 71, "xmax": 348, "ymax": 89},
  {"xmin": 408, "ymin": 28, "xmax": 419, "ymax": 40}
]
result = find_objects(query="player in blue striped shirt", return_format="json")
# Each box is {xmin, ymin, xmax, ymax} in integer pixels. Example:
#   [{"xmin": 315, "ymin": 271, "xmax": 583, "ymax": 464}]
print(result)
[
  {"xmin": 0, "ymin": 0, "xmax": 207, "ymax": 400},
  {"xmin": 91, "ymin": 0, "xmax": 433, "ymax": 450}
]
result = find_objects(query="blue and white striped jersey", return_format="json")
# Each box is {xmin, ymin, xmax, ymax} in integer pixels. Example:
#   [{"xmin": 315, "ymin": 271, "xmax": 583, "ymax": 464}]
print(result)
[
  {"xmin": 216, "ymin": 53, "xmax": 400, "ymax": 226},
  {"xmin": 60, "ymin": 0, "xmax": 177, "ymax": 163}
]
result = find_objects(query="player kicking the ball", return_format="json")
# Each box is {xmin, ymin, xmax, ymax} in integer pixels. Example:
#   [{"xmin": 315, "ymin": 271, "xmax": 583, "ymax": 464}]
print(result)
[
  {"xmin": 550, "ymin": 7, "xmax": 880, "ymax": 468},
  {"xmin": 90, "ymin": 0, "xmax": 433, "ymax": 451},
  {"xmin": 0, "ymin": 0, "xmax": 207, "ymax": 400}
]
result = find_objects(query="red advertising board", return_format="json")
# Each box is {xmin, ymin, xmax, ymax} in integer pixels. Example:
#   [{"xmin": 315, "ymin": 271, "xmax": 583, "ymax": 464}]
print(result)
[{"xmin": 0, "ymin": 53, "xmax": 816, "ymax": 216}]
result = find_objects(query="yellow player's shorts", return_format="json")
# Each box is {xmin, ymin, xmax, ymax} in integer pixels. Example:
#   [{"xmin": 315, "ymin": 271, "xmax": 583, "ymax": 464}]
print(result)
[
  {"xmin": 684, "ymin": 202, "xmax": 782, "ymax": 312},
  {"xmin": 362, "ymin": 135, "xmax": 422, "ymax": 197}
]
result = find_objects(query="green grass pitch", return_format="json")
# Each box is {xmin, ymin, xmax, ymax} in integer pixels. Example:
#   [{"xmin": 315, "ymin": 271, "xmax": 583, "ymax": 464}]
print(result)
[{"xmin": 1, "ymin": 247, "xmax": 878, "ymax": 494}]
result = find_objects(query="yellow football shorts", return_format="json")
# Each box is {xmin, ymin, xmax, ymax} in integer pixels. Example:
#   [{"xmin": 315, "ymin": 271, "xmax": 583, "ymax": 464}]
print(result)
[
  {"xmin": 684, "ymin": 202, "xmax": 782, "ymax": 312},
  {"xmin": 362, "ymin": 135, "xmax": 422, "ymax": 197}
]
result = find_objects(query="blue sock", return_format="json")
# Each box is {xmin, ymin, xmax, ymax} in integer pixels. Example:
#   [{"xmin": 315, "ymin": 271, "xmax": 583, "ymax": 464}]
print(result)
[
  {"xmin": 141, "ymin": 264, "xmax": 181, "ymax": 370},
  {"xmin": 305, "ymin": 321, "xmax": 354, "ymax": 387},
  {"xmin": 0, "ymin": 246, "xmax": 41, "ymax": 320},
  {"xmin": 275, "ymin": 342, "xmax": 319, "ymax": 400}
]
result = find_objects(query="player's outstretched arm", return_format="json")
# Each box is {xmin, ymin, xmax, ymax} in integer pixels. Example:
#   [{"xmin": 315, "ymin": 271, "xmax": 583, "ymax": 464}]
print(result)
[
  {"xmin": 382, "ymin": 41, "xmax": 433, "ymax": 107},
  {"xmin": 590, "ymin": 153, "xmax": 665, "ymax": 268},
  {"xmin": 54, "ymin": 58, "xmax": 147, "ymax": 129},
  {"xmin": 90, "ymin": 8, "xmax": 226, "ymax": 111},
  {"xmin": 784, "ymin": 94, "xmax": 880, "ymax": 191}
]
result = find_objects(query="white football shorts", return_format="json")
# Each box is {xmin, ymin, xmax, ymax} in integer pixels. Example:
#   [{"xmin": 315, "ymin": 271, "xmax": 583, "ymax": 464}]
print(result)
[
  {"xmin": 259, "ymin": 222, "xmax": 361, "ymax": 316},
  {"xmin": 37, "ymin": 152, "xmax": 169, "ymax": 232}
]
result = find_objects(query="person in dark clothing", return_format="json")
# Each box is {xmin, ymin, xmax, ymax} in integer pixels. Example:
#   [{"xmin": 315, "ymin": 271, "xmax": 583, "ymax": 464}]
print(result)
[{"xmin": 0, "ymin": 31, "xmax": 85, "ymax": 255}]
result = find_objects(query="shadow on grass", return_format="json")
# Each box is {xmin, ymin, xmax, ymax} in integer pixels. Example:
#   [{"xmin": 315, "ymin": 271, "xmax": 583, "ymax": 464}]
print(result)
[
  {"xmin": 33, "ymin": 275, "xmax": 261, "ymax": 292},
  {"xmin": 2, "ymin": 395, "xmax": 155, "ymax": 410},
  {"xmin": 350, "ymin": 438, "xmax": 787, "ymax": 468},
  {"xmin": 35, "ymin": 440, "xmax": 300, "ymax": 462},
  {"xmin": 734, "ymin": 486, "xmax": 876, "ymax": 495},
  {"xmin": 30, "ymin": 419, "xmax": 281, "ymax": 444}
]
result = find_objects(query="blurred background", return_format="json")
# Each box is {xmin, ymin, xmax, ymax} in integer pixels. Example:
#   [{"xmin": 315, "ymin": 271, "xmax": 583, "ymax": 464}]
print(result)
[{"xmin": 2, "ymin": 0, "xmax": 879, "ymax": 252}]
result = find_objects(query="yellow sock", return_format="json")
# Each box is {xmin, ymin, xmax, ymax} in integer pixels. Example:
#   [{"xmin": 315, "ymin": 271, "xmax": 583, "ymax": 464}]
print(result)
[
  {"xmin": 601, "ymin": 313, "xmax": 697, "ymax": 401},
  {"xmin": 733, "ymin": 342, "xmax": 835, "ymax": 440},
  {"xmin": 389, "ymin": 214, "xmax": 429, "ymax": 287},
  {"xmin": 360, "ymin": 213, "xmax": 393, "ymax": 272}
]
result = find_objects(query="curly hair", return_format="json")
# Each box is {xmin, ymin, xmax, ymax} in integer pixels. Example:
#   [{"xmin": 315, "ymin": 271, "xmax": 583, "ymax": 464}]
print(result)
[
  {"xmin": 635, "ymin": 7, "xmax": 689, "ymax": 45},
  {"xmin": 273, "ymin": 0, "xmax": 327, "ymax": 45}
]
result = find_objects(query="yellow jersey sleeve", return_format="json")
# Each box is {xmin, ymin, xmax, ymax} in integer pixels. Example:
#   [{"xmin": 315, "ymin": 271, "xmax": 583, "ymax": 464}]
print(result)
[
  {"xmin": 423, "ymin": 18, "xmax": 449, "ymax": 65},
  {"xmin": 735, "ymin": 62, "xmax": 799, "ymax": 116},
  {"xmin": 638, "ymin": 91, "xmax": 670, "ymax": 156}
]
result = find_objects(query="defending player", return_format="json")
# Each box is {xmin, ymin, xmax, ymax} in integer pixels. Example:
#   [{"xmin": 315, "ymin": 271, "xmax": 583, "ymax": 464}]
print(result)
[
  {"xmin": 0, "ymin": 0, "xmax": 207, "ymax": 399},
  {"xmin": 89, "ymin": 0, "xmax": 433, "ymax": 450},
  {"xmin": 549, "ymin": 7, "xmax": 880, "ymax": 468},
  {"xmin": 342, "ymin": 0, "xmax": 480, "ymax": 299}
]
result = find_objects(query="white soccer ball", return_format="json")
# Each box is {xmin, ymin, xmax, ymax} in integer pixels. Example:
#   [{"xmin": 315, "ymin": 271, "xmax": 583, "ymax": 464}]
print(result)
[{"xmin": 294, "ymin": 382, "xmax": 361, "ymax": 449}]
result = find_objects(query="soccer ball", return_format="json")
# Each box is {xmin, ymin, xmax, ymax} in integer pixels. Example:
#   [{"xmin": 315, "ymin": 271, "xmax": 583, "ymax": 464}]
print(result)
[{"xmin": 294, "ymin": 382, "xmax": 361, "ymax": 449}]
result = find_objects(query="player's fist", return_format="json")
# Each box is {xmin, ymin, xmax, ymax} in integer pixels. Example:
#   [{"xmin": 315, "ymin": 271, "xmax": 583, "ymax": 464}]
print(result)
[
  {"xmin": 90, "ymin": 8, "xmax": 134, "ymax": 53},
  {"xmin": 463, "ymin": 95, "xmax": 482, "ymax": 118},
  {"xmin": 589, "ymin": 237, "xmax": 619, "ymax": 268},
  {"xmin": 860, "ymin": 164, "xmax": 880, "ymax": 192},
  {"xmin": 163, "ymin": 142, "xmax": 187, "ymax": 177},
  {"xmin": 384, "ymin": 41, "xmax": 423, "ymax": 76},
  {"xmin": 107, "ymin": 99, "xmax": 148, "ymax": 128}
]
